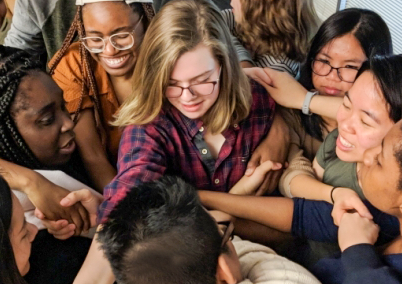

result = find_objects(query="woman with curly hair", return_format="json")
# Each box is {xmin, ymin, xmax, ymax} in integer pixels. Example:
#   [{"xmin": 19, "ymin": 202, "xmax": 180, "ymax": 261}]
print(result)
[{"xmin": 222, "ymin": 0, "xmax": 318, "ymax": 76}]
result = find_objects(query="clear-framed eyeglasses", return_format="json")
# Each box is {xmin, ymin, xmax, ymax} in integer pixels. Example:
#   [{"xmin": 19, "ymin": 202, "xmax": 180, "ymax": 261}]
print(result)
[
  {"xmin": 312, "ymin": 59, "xmax": 359, "ymax": 83},
  {"xmin": 165, "ymin": 66, "xmax": 222, "ymax": 98},
  {"xmin": 81, "ymin": 16, "xmax": 143, "ymax": 53}
]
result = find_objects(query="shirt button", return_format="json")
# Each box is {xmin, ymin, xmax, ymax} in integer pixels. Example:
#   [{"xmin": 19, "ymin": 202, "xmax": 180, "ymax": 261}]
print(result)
[
  {"xmin": 214, "ymin": 179, "xmax": 220, "ymax": 184},
  {"xmin": 199, "ymin": 126, "xmax": 204, "ymax": 132},
  {"xmin": 202, "ymin": 149, "xmax": 208, "ymax": 155},
  {"xmin": 233, "ymin": 124, "xmax": 239, "ymax": 129}
]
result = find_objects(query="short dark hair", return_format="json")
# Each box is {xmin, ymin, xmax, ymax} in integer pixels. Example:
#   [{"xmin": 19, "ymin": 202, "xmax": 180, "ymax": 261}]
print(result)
[
  {"xmin": 0, "ymin": 176, "xmax": 27, "ymax": 284},
  {"xmin": 298, "ymin": 8, "xmax": 393, "ymax": 141},
  {"xmin": 98, "ymin": 176, "xmax": 223, "ymax": 284},
  {"xmin": 357, "ymin": 54, "xmax": 402, "ymax": 123}
]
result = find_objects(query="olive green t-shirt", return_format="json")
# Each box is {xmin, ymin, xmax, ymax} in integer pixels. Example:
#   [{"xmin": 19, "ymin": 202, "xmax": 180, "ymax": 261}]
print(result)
[{"xmin": 316, "ymin": 128, "xmax": 364, "ymax": 199}]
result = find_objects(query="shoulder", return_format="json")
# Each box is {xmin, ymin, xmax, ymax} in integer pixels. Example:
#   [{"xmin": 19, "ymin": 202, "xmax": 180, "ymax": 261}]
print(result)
[
  {"xmin": 249, "ymin": 79, "xmax": 275, "ymax": 112},
  {"xmin": 316, "ymin": 129, "xmax": 338, "ymax": 168}
]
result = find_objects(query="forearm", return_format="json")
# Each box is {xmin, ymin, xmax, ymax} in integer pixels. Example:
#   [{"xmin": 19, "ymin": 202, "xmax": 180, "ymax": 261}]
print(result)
[
  {"xmin": 309, "ymin": 95, "xmax": 343, "ymax": 120},
  {"xmin": 73, "ymin": 228, "xmax": 115, "ymax": 284},
  {"xmin": 289, "ymin": 174, "xmax": 333, "ymax": 203},
  {"xmin": 199, "ymin": 191, "xmax": 294, "ymax": 232},
  {"xmin": 0, "ymin": 158, "xmax": 42, "ymax": 193}
]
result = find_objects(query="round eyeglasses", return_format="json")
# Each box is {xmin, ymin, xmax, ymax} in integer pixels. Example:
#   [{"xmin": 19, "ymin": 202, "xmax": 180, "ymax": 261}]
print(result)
[
  {"xmin": 81, "ymin": 16, "xmax": 143, "ymax": 53},
  {"xmin": 165, "ymin": 67, "xmax": 221, "ymax": 98},
  {"xmin": 312, "ymin": 59, "xmax": 360, "ymax": 83}
]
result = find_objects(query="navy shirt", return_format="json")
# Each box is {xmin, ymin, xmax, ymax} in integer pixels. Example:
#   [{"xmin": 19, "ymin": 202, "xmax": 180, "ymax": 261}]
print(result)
[{"xmin": 291, "ymin": 199, "xmax": 401, "ymax": 283}]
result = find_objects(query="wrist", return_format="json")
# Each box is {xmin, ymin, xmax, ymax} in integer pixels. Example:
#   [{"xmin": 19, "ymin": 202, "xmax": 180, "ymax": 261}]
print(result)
[
  {"xmin": 330, "ymin": 186, "xmax": 341, "ymax": 204},
  {"xmin": 302, "ymin": 91, "xmax": 318, "ymax": 115}
]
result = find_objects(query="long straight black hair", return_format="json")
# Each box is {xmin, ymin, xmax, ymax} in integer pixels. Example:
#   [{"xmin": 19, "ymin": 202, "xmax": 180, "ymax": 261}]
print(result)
[
  {"xmin": 0, "ymin": 177, "xmax": 27, "ymax": 284},
  {"xmin": 298, "ymin": 8, "xmax": 393, "ymax": 141}
]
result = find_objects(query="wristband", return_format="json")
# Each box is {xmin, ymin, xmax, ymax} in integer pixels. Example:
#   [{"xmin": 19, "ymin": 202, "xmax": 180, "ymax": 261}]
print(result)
[
  {"xmin": 330, "ymin": 186, "xmax": 340, "ymax": 204},
  {"xmin": 302, "ymin": 91, "xmax": 318, "ymax": 115}
]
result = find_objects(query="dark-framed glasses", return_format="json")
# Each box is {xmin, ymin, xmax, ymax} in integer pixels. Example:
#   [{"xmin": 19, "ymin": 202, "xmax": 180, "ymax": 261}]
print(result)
[
  {"xmin": 81, "ymin": 16, "xmax": 143, "ymax": 53},
  {"xmin": 312, "ymin": 59, "xmax": 359, "ymax": 83},
  {"xmin": 218, "ymin": 220, "xmax": 235, "ymax": 247},
  {"xmin": 165, "ymin": 67, "xmax": 221, "ymax": 98}
]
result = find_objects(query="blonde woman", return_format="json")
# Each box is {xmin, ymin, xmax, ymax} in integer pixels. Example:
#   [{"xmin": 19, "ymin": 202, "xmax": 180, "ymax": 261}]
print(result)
[{"xmin": 98, "ymin": 0, "xmax": 279, "ymax": 222}]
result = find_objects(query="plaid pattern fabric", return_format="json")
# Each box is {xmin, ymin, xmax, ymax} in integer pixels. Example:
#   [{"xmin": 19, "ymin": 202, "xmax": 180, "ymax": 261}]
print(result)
[{"xmin": 98, "ymin": 81, "xmax": 275, "ymax": 223}]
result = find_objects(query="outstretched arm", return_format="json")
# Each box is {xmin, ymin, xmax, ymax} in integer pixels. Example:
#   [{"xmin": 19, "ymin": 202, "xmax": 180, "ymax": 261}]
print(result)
[{"xmin": 199, "ymin": 191, "xmax": 294, "ymax": 233}]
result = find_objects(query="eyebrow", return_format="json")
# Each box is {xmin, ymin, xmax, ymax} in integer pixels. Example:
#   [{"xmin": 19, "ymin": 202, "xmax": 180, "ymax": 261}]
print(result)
[
  {"xmin": 36, "ymin": 102, "xmax": 55, "ymax": 116},
  {"xmin": 170, "ymin": 69, "xmax": 214, "ymax": 83},
  {"xmin": 319, "ymin": 52, "xmax": 332, "ymax": 59},
  {"xmin": 86, "ymin": 26, "xmax": 131, "ymax": 36}
]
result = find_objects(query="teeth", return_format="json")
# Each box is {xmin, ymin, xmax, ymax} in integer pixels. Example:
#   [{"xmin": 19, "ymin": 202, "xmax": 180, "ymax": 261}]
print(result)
[
  {"xmin": 340, "ymin": 135, "xmax": 354, "ymax": 148},
  {"xmin": 103, "ymin": 55, "xmax": 127, "ymax": 66}
]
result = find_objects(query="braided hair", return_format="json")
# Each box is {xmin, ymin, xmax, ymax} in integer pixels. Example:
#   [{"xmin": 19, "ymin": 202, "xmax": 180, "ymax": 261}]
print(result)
[
  {"xmin": 0, "ymin": 46, "xmax": 43, "ymax": 169},
  {"xmin": 49, "ymin": 3, "xmax": 154, "ymax": 146}
]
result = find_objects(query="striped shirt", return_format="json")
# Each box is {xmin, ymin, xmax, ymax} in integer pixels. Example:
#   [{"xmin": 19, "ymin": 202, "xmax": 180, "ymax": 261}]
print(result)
[{"xmin": 221, "ymin": 9, "xmax": 300, "ymax": 77}]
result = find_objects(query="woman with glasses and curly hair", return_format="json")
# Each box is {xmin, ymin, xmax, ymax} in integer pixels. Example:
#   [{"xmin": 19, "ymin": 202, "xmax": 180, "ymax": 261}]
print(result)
[{"xmin": 48, "ymin": 0, "xmax": 154, "ymax": 192}]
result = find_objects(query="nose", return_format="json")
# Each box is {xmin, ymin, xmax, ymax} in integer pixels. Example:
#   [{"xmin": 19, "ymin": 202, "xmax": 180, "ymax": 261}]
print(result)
[
  {"xmin": 27, "ymin": 222, "xmax": 38, "ymax": 242},
  {"xmin": 61, "ymin": 111, "xmax": 74, "ymax": 133},
  {"xmin": 327, "ymin": 68, "xmax": 342, "ymax": 82},
  {"xmin": 338, "ymin": 109, "xmax": 356, "ymax": 135},
  {"xmin": 363, "ymin": 144, "xmax": 382, "ymax": 166},
  {"xmin": 180, "ymin": 87, "xmax": 195, "ymax": 102},
  {"xmin": 102, "ymin": 38, "xmax": 118, "ymax": 56}
]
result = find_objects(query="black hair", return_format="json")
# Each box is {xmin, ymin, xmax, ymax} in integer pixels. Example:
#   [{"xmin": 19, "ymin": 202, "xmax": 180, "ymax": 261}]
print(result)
[
  {"xmin": 395, "ymin": 123, "xmax": 402, "ymax": 192},
  {"xmin": 357, "ymin": 55, "xmax": 402, "ymax": 123},
  {"xmin": 298, "ymin": 8, "xmax": 393, "ymax": 141},
  {"xmin": 0, "ymin": 46, "xmax": 90, "ymax": 184},
  {"xmin": 0, "ymin": 46, "xmax": 44, "ymax": 168},
  {"xmin": 49, "ymin": 2, "xmax": 154, "ymax": 148},
  {"xmin": 98, "ymin": 176, "xmax": 223, "ymax": 284},
  {"xmin": 0, "ymin": 176, "xmax": 27, "ymax": 284}
]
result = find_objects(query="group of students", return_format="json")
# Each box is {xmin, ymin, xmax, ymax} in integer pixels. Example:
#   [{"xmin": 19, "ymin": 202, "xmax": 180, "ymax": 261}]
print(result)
[{"xmin": 0, "ymin": 0, "xmax": 402, "ymax": 283}]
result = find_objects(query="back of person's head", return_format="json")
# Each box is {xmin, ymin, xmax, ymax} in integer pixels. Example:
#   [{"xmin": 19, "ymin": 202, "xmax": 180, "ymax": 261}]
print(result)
[
  {"xmin": 0, "ymin": 176, "xmax": 26, "ymax": 284},
  {"xmin": 0, "ymin": 46, "xmax": 44, "ymax": 168},
  {"xmin": 236, "ymin": 0, "xmax": 318, "ymax": 61},
  {"xmin": 98, "ymin": 176, "xmax": 224, "ymax": 284},
  {"xmin": 114, "ymin": 0, "xmax": 251, "ymax": 134},
  {"xmin": 357, "ymin": 54, "xmax": 402, "ymax": 123}
]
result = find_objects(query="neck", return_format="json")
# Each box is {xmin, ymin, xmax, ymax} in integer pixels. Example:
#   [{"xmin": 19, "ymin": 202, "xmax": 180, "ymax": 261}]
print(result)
[{"xmin": 109, "ymin": 75, "xmax": 133, "ymax": 105}]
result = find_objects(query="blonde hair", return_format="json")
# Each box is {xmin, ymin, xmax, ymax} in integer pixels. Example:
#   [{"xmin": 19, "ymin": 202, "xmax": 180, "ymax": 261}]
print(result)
[
  {"xmin": 114, "ymin": 0, "xmax": 252, "ymax": 134},
  {"xmin": 237, "ymin": 0, "xmax": 318, "ymax": 61}
]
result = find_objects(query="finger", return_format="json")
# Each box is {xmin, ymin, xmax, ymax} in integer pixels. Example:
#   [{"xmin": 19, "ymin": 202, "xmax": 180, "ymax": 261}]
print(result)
[
  {"xmin": 60, "ymin": 189, "xmax": 93, "ymax": 207},
  {"xmin": 353, "ymin": 201, "xmax": 373, "ymax": 219},
  {"xmin": 48, "ymin": 223, "xmax": 76, "ymax": 237},
  {"xmin": 41, "ymin": 219, "xmax": 69, "ymax": 231},
  {"xmin": 245, "ymin": 158, "xmax": 259, "ymax": 176},
  {"xmin": 77, "ymin": 204, "xmax": 91, "ymax": 233},
  {"xmin": 49, "ymin": 224, "xmax": 76, "ymax": 240},
  {"xmin": 255, "ymin": 174, "xmax": 271, "ymax": 196},
  {"xmin": 69, "ymin": 206, "xmax": 84, "ymax": 236},
  {"xmin": 34, "ymin": 208, "xmax": 46, "ymax": 220},
  {"xmin": 331, "ymin": 207, "xmax": 343, "ymax": 226}
]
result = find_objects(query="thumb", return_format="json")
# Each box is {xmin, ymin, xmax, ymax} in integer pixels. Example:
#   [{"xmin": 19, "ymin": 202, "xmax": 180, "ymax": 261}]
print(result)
[
  {"xmin": 354, "ymin": 201, "xmax": 373, "ymax": 220},
  {"xmin": 35, "ymin": 208, "xmax": 45, "ymax": 219},
  {"xmin": 245, "ymin": 158, "xmax": 259, "ymax": 176}
]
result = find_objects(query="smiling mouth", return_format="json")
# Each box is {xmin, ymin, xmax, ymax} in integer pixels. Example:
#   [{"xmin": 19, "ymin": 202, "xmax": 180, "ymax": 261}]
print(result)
[
  {"xmin": 339, "ymin": 134, "xmax": 354, "ymax": 148},
  {"xmin": 101, "ymin": 54, "xmax": 129, "ymax": 68}
]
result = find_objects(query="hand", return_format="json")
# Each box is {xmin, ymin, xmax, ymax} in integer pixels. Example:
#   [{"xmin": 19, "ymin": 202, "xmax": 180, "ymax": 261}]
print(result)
[
  {"xmin": 36, "ymin": 189, "xmax": 102, "ymax": 239},
  {"xmin": 331, "ymin": 187, "xmax": 373, "ymax": 226},
  {"xmin": 243, "ymin": 67, "xmax": 273, "ymax": 89},
  {"xmin": 262, "ymin": 68, "xmax": 308, "ymax": 109},
  {"xmin": 338, "ymin": 212, "xmax": 379, "ymax": 252},
  {"xmin": 27, "ymin": 176, "xmax": 90, "ymax": 236},
  {"xmin": 246, "ymin": 113, "xmax": 289, "ymax": 195},
  {"xmin": 231, "ymin": 160, "xmax": 282, "ymax": 196}
]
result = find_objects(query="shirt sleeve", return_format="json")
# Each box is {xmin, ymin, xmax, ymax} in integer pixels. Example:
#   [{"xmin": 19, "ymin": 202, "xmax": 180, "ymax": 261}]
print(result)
[
  {"xmin": 315, "ymin": 129, "xmax": 338, "ymax": 169},
  {"xmin": 342, "ymin": 244, "xmax": 402, "ymax": 284},
  {"xmin": 220, "ymin": 9, "xmax": 253, "ymax": 64},
  {"xmin": 291, "ymin": 199, "xmax": 399, "ymax": 244},
  {"xmin": 4, "ymin": 0, "xmax": 51, "ymax": 53},
  {"xmin": 97, "ymin": 123, "xmax": 170, "ymax": 223}
]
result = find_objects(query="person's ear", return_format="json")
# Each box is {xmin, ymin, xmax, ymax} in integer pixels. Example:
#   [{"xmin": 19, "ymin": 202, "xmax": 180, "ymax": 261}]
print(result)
[{"xmin": 216, "ymin": 255, "xmax": 237, "ymax": 284}]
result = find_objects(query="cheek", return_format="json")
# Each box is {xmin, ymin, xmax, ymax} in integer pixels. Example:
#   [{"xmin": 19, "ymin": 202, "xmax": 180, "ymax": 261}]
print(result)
[{"xmin": 356, "ymin": 130, "xmax": 385, "ymax": 152}]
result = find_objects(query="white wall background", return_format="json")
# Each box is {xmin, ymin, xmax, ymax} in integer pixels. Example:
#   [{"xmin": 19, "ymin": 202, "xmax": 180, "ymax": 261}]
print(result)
[{"xmin": 313, "ymin": 0, "xmax": 402, "ymax": 54}]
